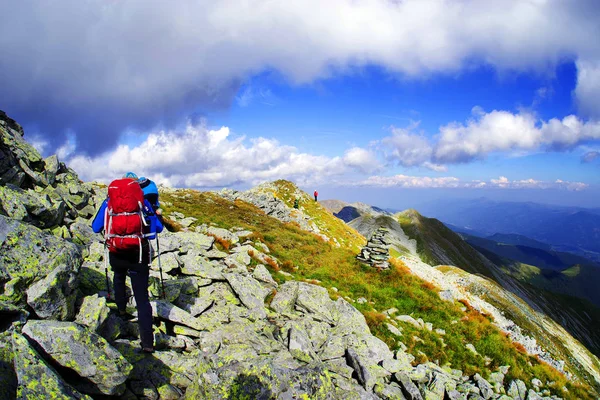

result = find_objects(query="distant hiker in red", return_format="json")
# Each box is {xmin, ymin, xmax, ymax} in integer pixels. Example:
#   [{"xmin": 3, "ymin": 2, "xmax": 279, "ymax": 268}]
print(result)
[
  {"xmin": 314, "ymin": 190, "xmax": 318, "ymax": 201},
  {"xmin": 91, "ymin": 172, "xmax": 163, "ymax": 354}
]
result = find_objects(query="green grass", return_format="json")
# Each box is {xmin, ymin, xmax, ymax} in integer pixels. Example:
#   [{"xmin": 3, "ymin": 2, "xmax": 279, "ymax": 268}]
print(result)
[{"xmin": 160, "ymin": 185, "xmax": 596, "ymax": 399}]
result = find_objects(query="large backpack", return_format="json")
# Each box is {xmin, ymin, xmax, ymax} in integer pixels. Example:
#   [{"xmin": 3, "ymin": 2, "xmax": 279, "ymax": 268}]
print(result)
[
  {"xmin": 138, "ymin": 176, "xmax": 159, "ymax": 210},
  {"xmin": 105, "ymin": 178, "xmax": 148, "ymax": 259}
]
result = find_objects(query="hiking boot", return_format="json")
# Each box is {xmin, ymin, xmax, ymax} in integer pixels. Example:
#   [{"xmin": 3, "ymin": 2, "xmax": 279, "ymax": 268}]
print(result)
[{"xmin": 142, "ymin": 347, "xmax": 154, "ymax": 354}]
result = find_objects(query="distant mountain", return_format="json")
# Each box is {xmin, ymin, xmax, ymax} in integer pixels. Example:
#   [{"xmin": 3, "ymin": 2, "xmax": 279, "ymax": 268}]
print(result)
[
  {"xmin": 419, "ymin": 198, "xmax": 600, "ymax": 262},
  {"xmin": 485, "ymin": 233, "xmax": 552, "ymax": 251},
  {"xmin": 395, "ymin": 209, "xmax": 600, "ymax": 359},
  {"xmin": 320, "ymin": 200, "xmax": 391, "ymax": 223},
  {"xmin": 461, "ymin": 233, "xmax": 599, "ymax": 271}
]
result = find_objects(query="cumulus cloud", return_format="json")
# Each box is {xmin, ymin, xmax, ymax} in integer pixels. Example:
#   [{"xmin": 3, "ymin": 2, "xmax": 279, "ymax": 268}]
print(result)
[
  {"xmin": 342, "ymin": 147, "xmax": 381, "ymax": 174},
  {"xmin": 380, "ymin": 124, "xmax": 438, "ymax": 169},
  {"xmin": 434, "ymin": 109, "xmax": 600, "ymax": 162},
  {"xmin": 2, "ymin": 0, "xmax": 600, "ymax": 155},
  {"xmin": 65, "ymin": 121, "xmax": 373, "ymax": 187},
  {"xmin": 380, "ymin": 108, "xmax": 600, "ymax": 167},
  {"xmin": 352, "ymin": 175, "xmax": 588, "ymax": 190}
]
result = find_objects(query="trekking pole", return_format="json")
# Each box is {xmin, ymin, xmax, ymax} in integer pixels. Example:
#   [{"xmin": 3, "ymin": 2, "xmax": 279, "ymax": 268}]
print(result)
[
  {"xmin": 156, "ymin": 235, "xmax": 166, "ymax": 299},
  {"xmin": 103, "ymin": 241, "xmax": 111, "ymax": 301}
]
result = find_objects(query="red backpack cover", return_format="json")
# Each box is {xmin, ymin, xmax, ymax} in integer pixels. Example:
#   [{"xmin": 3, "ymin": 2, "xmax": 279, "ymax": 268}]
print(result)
[{"xmin": 105, "ymin": 178, "xmax": 146, "ymax": 253}]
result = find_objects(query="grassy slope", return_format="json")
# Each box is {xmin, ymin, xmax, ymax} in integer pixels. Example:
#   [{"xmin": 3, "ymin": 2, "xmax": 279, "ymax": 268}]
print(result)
[
  {"xmin": 396, "ymin": 209, "xmax": 600, "ymax": 394},
  {"xmin": 160, "ymin": 185, "xmax": 595, "ymax": 399},
  {"xmin": 397, "ymin": 210, "xmax": 496, "ymax": 277}
]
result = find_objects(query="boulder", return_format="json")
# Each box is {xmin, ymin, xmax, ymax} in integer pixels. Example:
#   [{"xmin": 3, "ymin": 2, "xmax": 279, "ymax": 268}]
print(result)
[
  {"xmin": 26, "ymin": 263, "xmax": 78, "ymax": 320},
  {"xmin": 11, "ymin": 332, "xmax": 91, "ymax": 399},
  {"xmin": 0, "ymin": 332, "xmax": 17, "ymax": 400},
  {"xmin": 270, "ymin": 281, "xmax": 299, "ymax": 315},
  {"xmin": 179, "ymin": 254, "xmax": 224, "ymax": 279},
  {"xmin": 288, "ymin": 323, "xmax": 317, "ymax": 363},
  {"xmin": 158, "ymin": 231, "xmax": 214, "ymax": 254},
  {"xmin": 22, "ymin": 320, "xmax": 132, "ymax": 396},
  {"xmin": 224, "ymin": 273, "xmax": 269, "ymax": 319},
  {"xmin": 75, "ymin": 295, "xmax": 110, "ymax": 332},
  {"xmin": 204, "ymin": 226, "xmax": 240, "ymax": 245},
  {"xmin": 151, "ymin": 300, "xmax": 210, "ymax": 331},
  {"xmin": 252, "ymin": 264, "xmax": 278, "ymax": 289},
  {"xmin": 0, "ymin": 215, "xmax": 81, "ymax": 305},
  {"xmin": 295, "ymin": 282, "xmax": 336, "ymax": 323}
]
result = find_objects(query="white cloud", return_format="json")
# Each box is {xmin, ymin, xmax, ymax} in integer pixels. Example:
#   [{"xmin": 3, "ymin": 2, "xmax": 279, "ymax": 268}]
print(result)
[
  {"xmin": 434, "ymin": 110, "xmax": 600, "ymax": 162},
  {"xmin": 380, "ymin": 124, "xmax": 435, "ymax": 168},
  {"xmin": 343, "ymin": 147, "xmax": 381, "ymax": 174},
  {"xmin": 2, "ymin": 0, "xmax": 600, "ymax": 153},
  {"xmin": 66, "ymin": 121, "xmax": 374, "ymax": 187},
  {"xmin": 351, "ymin": 174, "xmax": 588, "ymax": 190}
]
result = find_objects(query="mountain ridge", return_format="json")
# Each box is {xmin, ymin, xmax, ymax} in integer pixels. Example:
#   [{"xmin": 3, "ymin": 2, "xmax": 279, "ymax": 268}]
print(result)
[{"xmin": 1, "ymin": 109, "xmax": 599, "ymax": 398}]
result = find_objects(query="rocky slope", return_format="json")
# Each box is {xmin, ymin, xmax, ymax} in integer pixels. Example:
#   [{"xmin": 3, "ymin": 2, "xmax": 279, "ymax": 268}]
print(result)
[{"xmin": 0, "ymin": 109, "xmax": 598, "ymax": 399}]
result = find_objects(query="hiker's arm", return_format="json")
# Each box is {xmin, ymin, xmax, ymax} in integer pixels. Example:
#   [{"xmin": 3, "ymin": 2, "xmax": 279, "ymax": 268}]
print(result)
[
  {"xmin": 91, "ymin": 199, "xmax": 108, "ymax": 233},
  {"xmin": 154, "ymin": 213, "xmax": 164, "ymax": 234}
]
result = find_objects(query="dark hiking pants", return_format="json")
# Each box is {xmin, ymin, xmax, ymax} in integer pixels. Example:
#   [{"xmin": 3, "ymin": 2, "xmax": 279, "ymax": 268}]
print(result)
[{"xmin": 110, "ymin": 247, "xmax": 154, "ymax": 349}]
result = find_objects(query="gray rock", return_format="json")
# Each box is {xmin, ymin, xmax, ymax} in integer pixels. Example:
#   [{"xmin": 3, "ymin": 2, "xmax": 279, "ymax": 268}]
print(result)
[
  {"xmin": 295, "ymin": 282, "xmax": 336, "ymax": 323},
  {"xmin": 176, "ymin": 293, "xmax": 214, "ymax": 317},
  {"xmin": 288, "ymin": 323, "xmax": 317, "ymax": 363},
  {"xmin": 205, "ymin": 226, "xmax": 240, "ymax": 245},
  {"xmin": 507, "ymin": 379, "xmax": 527, "ymax": 400},
  {"xmin": 26, "ymin": 263, "xmax": 78, "ymax": 320},
  {"xmin": 527, "ymin": 389, "xmax": 543, "ymax": 400},
  {"xmin": 447, "ymin": 390, "xmax": 468, "ymax": 400},
  {"xmin": 43, "ymin": 155, "xmax": 60, "ymax": 185},
  {"xmin": 252, "ymin": 264, "xmax": 278, "ymax": 289},
  {"xmin": 158, "ymin": 231, "xmax": 215, "ymax": 254},
  {"xmin": 394, "ymin": 371, "xmax": 423, "ymax": 400},
  {"xmin": 224, "ymin": 273, "xmax": 269, "ymax": 319},
  {"xmin": 151, "ymin": 300, "xmax": 209, "ymax": 331},
  {"xmin": 0, "ymin": 214, "xmax": 81, "ymax": 305},
  {"xmin": 386, "ymin": 323, "xmax": 403, "ymax": 337},
  {"xmin": 374, "ymin": 382, "xmax": 407, "ymax": 400},
  {"xmin": 271, "ymin": 281, "xmax": 299, "ymax": 314},
  {"xmin": 75, "ymin": 294, "xmax": 110, "ymax": 332},
  {"xmin": 531, "ymin": 378, "xmax": 543, "ymax": 388},
  {"xmin": 154, "ymin": 333, "xmax": 187, "ymax": 351},
  {"xmin": 153, "ymin": 251, "xmax": 180, "ymax": 274},
  {"xmin": 395, "ymin": 315, "xmax": 422, "ymax": 329},
  {"xmin": 346, "ymin": 347, "xmax": 375, "ymax": 391},
  {"xmin": 179, "ymin": 254, "xmax": 224, "ymax": 279},
  {"xmin": 22, "ymin": 320, "xmax": 132, "ymax": 396},
  {"xmin": 474, "ymin": 373, "xmax": 494, "ymax": 399},
  {"xmin": 11, "ymin": 332, "xmax": 92, "ymax": 399}
]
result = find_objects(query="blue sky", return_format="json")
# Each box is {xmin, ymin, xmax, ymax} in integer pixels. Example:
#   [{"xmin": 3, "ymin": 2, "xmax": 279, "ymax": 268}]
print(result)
[{"xmin": 1, "ymin": 1, "xmax": 600, "ymax": 209}]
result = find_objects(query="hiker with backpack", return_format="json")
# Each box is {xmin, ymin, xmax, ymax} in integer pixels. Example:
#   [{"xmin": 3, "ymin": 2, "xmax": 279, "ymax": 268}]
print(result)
[{"xmin": 91, "ymin": 172, "xmax": 163, "ymax": 353}]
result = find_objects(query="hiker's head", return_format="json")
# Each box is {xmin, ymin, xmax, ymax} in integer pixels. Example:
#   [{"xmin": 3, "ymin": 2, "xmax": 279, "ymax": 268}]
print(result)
[
  {"xmin": 123, "ymin": 172, "xmax": 138, "ymax": 180},
  {"xmin": 138, "ymin": 176, "xmax": 148, "ymax": 185}
]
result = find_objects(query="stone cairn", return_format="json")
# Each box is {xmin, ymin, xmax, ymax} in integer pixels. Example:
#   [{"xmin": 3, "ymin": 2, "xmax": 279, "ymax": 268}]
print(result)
[{"xmin": 357, "ymin": 227, "xmax": 390, "ymax": 270}]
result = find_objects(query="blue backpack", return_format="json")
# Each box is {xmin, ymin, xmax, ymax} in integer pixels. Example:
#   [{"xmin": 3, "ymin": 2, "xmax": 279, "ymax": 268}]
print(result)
[{"xmin": 138, "ymin": 177, "xmax": 159, "ymax": 210}]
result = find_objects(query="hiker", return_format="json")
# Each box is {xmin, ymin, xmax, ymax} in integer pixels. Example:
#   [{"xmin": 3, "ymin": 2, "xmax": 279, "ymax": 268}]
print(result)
[
  {"xmin": 91, "ymin": 172, "xmax": 163, "ymax": 353},
  {"xmin": 138, "ymin": 176, "xmax": 160, "ymax": 213},
  {"xmin": 294, "ymin": 197, "xmax": 299, "ymax": 209},
  {"xmin": 314, "ymin": 190, "xmax": 318, "ymax": 201}
]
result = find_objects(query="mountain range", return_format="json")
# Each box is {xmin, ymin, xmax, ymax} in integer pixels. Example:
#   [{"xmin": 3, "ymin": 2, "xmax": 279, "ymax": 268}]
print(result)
[{"xmin": 417, "ymin": 198, "xmax": 600, "ymax": 263}]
